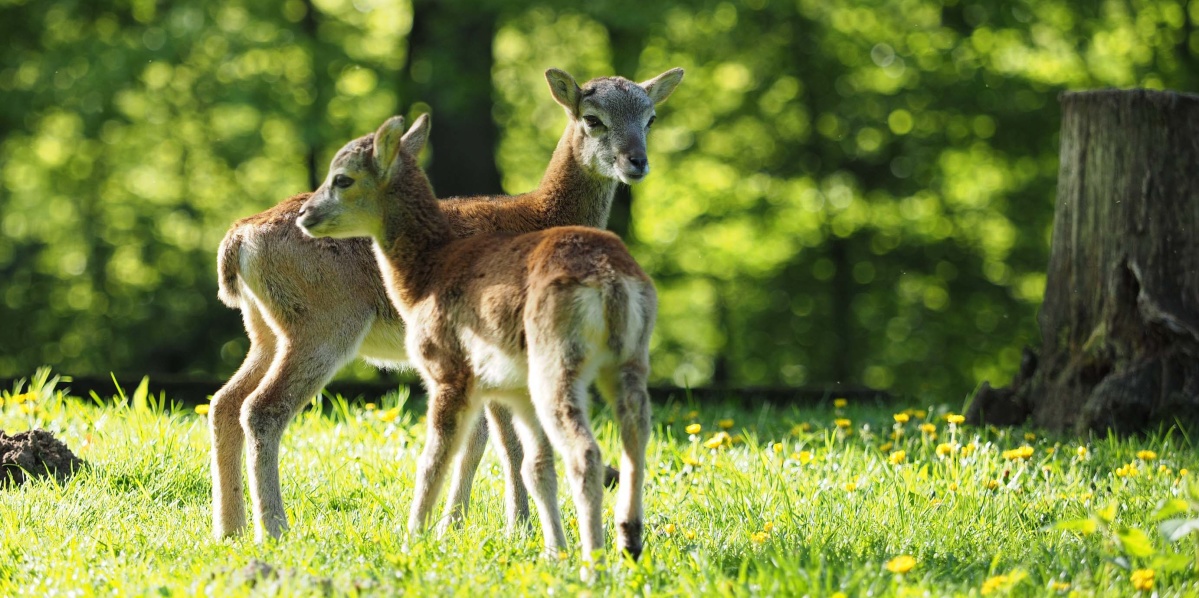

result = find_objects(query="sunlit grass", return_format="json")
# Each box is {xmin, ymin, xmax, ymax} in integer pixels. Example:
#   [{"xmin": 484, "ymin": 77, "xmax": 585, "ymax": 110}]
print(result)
[{"xmin": 3, "ymin": 371, "xmax": 1199, "ymax": 596}]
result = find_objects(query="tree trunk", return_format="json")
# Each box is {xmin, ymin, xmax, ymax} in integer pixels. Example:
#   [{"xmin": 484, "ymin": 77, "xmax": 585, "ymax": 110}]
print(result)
[
  {"xmin": 969, "ymin": 89, "xmax": 1199, "ymax": 434},
  {"xmin": 406, "ymin": 0, "xmax": 502, "ymax": 197}
]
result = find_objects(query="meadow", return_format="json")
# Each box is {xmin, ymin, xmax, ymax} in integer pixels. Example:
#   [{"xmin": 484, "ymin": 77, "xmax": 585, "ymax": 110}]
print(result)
[{"xmin": 3, "ymin": 371, "xmax": 1199, "ymax": 597}]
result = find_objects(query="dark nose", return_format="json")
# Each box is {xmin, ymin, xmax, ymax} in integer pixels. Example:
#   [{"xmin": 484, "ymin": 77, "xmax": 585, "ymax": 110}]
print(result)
[{"xmin": 628, "ymin": 154, "xmax": 648, "ymax": 170}]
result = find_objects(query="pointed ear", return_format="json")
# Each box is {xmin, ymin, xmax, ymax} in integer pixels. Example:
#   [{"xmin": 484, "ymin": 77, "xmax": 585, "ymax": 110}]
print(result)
[
  {"xmin": 373, "ymin": 116, "xmax": 407, "ymax": 173},
  {"xmin": 401, "ymin": 113, "xmax": 431, "ymax": 158},
  {"xmin": 545, "ymin": 68, "xmax": 581, "ymax": 116},
  {"xmin": 640, "ymin": 67, "xmax": 684, "ymax": 105}
]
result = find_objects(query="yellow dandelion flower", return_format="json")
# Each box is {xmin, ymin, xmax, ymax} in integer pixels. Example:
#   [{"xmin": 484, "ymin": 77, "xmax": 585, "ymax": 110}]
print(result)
[
  {"xmin": 889, "ymin": 450, "xmax": 907, "ymax": 465},
  {"xmin": 750, "ymin": 531, "xmax": 769, "ymax": 544},
  {"xmin": 772, "ymin": 442, "xmax": 784, "ymax": 454},
  {"xmin": 844, "ymin": 481, "xmax": 857, "ymax": 492},
  {"xmin": 685, "ymin": 423, "xmax": 702, "ymax": 435},
  {"xmin": 879, "ymin": 442, "xmax": 893, "ymax": 453},
  {"xmin": 936, "ymin": 443, "xmax": 957, "ymax": 457},
  {"xmin": 981, "ymin": 575, "xmax": 1010, "ymax": 595},
  {"xmin": 1131, "ymin": 568, "xmax": 1154, "ymax": 592},
  {"xmin": 1076, "ymin": 446, "xmax": 1088, "ymax": 458},
  {"xmin": 831, "ymin": 593, "xmax": 848, "ymax": 598},
  {"xmin": 718, "ymin": 419, "xmax": 735, "ymax": 430},
  {"xmin": 1024, "ymin": 432, "xmax": 1037, "ymax": 441},
  {"xmin": 376, "ymin": 407, "xmax": 401, "ymax": 422},
  {"xmin": 946, "ymin": 414, "xmax": 965, "ymax": 425},
  {"xmin": 684, "ymin": 530, "xmax": 696, "ymax": 540},
  {"xmin": 704, "ymin": 432, "xmax": 731, "ymax": 449},
  {"xmin": 948, "ymin": 482, "xmax": 958, "ymax": 492},
  {"xmin": 987, "ymin": 479, "xmax": 1000, "ymax": 490},
  {"xmin": 364, "ymin": 403, "xmax": 377, "ymax": 411},
  {"xmin": 1115, "ymin": 462, "xmax": 1139, "ymax": 478},
  {"xmin": 794, "ymin": 451, "xmax": 813, "ymax": 465},
  {"xmin": 1048, "ymin": 581, "xmax": 1070, "ymax": 593},
  {"xmin": 663, "ymin": 523, "xmax": 675, "ymax": 535},
  {"xmin": 884, "ymin": 555, "xmax": 916, "ymax": 574},
  {"xmin": 1137, "ymin": 450, "xmax": 1158, "ymax": 462},
  {"xmin": 834, "ymin": 418, "xmax": 852, "ymax": 429},
  {"xmin": 1002, "ymin": 446, "xmax": 1034, "ymax": 461},
  {"xmin": 0, "ymin": 397, "xmax": 4, "ymax": 407},
  {"xmin": 912, "ymin": 409, "xmax": 927, "ymax": 419},
  {"xmin": 763, "ymin": 521, "xmax": 774, "ymax": 533},
  {"xmin": 11, "ymin": 392, "xmax": 35, "ymax": 405},
  {"xmin": 920, "ymin": 423, "xmax": 936, "ymax": 435},
  {"xmin": 893, "ymin": 413, "xmax": 910, "ymax": 423},
  {"xmin": 1159, "ymin": 464, "xmax": 1171, "ymax": 474},
  {"xmin": 194, "ymin": 404, "xmax": 211, "ymax": 415},
  {"xmin": 1181, "ymin": 468, "xmax": 1189, "ymax": 476},
  {"xmin": 834, "ymin": 398, "xmax": 848, "ymax": 409},
  {"xmin": 962, "ymin": 442, "xmax": 977, "ymax": 457},
  {"xmin": 682, "ymin": 455, "xmax": 700, "ymax": 467}
]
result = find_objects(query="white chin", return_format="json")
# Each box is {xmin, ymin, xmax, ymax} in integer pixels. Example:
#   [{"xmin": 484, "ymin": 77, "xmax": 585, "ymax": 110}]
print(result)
[{"xmin": 618, "ymin": 172, "xmax": 646, "ymax": 185}]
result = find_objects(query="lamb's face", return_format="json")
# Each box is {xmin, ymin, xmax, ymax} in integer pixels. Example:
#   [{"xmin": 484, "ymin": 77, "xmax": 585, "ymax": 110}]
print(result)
[
  {"xmin": 297, "ymin": 115, "xmax": 430, "ymax": 240},
  {"xmin": 297, "ymin": 135, "xmax": 384, "ymax": 240},
  {"xmin": 546, "ymin": 68, "xmax": 684, "ymax": 185}
]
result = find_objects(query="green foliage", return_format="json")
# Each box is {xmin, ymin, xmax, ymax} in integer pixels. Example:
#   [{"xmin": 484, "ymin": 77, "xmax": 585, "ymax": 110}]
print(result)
[
  {"xmin": 2, "ymin": 1, "xmax": 1196, "ymax": 398},
  {"xmin": 7, "ymin": 380, "xmax": 1199, "ymax": 594}
]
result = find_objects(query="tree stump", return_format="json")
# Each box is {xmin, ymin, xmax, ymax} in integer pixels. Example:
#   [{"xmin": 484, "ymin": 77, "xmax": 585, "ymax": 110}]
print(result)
[{"xmin": 968, "ymin": 89, "xmax": 1199, "ymax": 434}]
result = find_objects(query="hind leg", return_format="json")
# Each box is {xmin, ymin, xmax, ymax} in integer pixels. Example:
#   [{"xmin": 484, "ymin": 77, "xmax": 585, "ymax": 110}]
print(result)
[
  {"xmin": 504, "ymin": 399, "xmax": 566, "ymax": 553},
  {"xmin": 211, "ymin": 302, "xmax": 276, "ymax": 539},
  {"xmin": 528, "ymin": 371, "xmax": 604, "ymax": 563},
  {"xmin": 242, "ymin": 325, "xmax": 361, "ymax": 542},
  {"xmin": 597, "ymin": 358, "xmax": 652, "ymax": 560}
]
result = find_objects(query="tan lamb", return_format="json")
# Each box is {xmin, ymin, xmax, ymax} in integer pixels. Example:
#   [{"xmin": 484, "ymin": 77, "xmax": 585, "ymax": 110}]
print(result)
[
  {"xmin": 211, "ymin": 67, "xmax": 682, "ymax": 542},
  {"xmin": 297, "ymin": 113, "xmax": 657, "ymax": 564}
]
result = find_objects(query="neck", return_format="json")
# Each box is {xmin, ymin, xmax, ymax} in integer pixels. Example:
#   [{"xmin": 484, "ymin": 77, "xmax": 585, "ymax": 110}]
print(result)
[
  {"xmin": 375, "ymin": 160, "xmax": 451, "ymax": 308},
  {"xmin": 531, "ymin": 126, "xmax": 619, "ymax": 228}
]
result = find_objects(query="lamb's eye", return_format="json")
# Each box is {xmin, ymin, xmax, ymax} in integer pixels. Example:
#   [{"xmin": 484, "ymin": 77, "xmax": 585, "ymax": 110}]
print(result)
[
  {"xmin": 582, "ymin": 115, "xmax": 604, "ymax": 128},
  {"xmin": 332, "ymin": 174, "xmax": 354, "ymax": 189},
  {"xmin": 647, "ymin": 115, "xmax": 657, "ymax": 129}
]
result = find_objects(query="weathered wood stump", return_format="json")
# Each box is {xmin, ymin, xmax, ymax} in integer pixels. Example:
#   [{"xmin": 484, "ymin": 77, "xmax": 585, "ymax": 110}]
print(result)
[{"xmin": 969, "ymin": 89, "xmax": 1199, "ymax": 434}]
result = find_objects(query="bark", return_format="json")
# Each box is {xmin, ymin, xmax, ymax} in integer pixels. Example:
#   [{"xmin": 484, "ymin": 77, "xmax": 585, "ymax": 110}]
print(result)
[
  {"xmin": 969, "ymin": 89, "xmax": 1199, "ymax": 434},
  {"xmin": 406, "ymin": 0, "xmax": 502, "ymax": 197}
]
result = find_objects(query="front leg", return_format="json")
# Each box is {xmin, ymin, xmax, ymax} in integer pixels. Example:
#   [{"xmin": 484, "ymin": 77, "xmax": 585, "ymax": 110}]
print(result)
[
  {"xmin": 409, "ymin": 380, "xmax": 479, "ymax": 537},
  {"xmin": 437, "ymin": 411, "xmax": 488, "ymax": 535}
]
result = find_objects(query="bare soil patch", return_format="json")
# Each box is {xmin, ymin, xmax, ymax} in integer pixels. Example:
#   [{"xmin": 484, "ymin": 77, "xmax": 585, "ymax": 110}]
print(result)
[{"xmin": 1, "ymin": 429, "xmax": 84, "ymax": 487}]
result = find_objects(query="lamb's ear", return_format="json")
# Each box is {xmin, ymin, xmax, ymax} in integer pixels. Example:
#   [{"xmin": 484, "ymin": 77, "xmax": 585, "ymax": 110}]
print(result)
[
  {"xmin": 401, "ymin": 113, "xmax": 431, "ymax": 158},
  {"xmin": 640, "ymin": 68, "xmax": 684, "ymax": 105},
  {"xmin": 545, "ymin": 68, "xmax": 581, "ymax": 117},
  {"xmin": 373, "ymin": 116, "xmax": 407, "ymax": 173}
]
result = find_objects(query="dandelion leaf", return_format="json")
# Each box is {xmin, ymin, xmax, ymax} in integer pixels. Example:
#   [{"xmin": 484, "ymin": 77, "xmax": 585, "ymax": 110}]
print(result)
[{"xmin": 1115, "ymin": 527, "xmax": 1156, "ymax": 559}]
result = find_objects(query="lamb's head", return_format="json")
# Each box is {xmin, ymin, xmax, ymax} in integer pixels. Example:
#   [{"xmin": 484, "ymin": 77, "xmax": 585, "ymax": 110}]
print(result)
[
  {"xmin": 546, "ymin": 67, "xmax": 684, "ymax": 184},
  {"xmin": 297, "ymin": 114, "xmax": 431, "ymax": 240}
]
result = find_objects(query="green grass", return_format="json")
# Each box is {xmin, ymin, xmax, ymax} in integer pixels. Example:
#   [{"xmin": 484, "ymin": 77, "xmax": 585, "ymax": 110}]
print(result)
[{"xmin": 4, "ymin": 370, "xmax": 1199, "ymax": 596}]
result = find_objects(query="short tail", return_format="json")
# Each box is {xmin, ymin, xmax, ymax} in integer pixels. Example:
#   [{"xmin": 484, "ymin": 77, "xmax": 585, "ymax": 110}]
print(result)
[
  {"xmin": 602, "ymin": 278, "xmax": 656, "ymax": 360},
  {"xmin": 216, "ymin": 228, "xmax": 243, "ymax": 309}
]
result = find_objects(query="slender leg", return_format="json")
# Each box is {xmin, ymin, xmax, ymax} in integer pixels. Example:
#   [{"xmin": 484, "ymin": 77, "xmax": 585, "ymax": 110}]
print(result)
[
  {"xmin": 437, "ymin": 411, "xmax": 487, "ymax": 535},
  {"xmin": 507, "ymin": 401, "xmax": 566, "ymax": 553},
  {"xmin": 599, "ymin": 359, "xmax": 652, "ymax": 560},
  {"xmin": 211, "ymin": 302, "xmax": 276, "ymax": 539},
  {"xmin": 529, "ymin": 374, "xmax": 604, "ymax": 564},
  {"xmin": 409, "ymin": 382, "xmax": 479, "ymax": 536},
  {"xmin": 486, "ymin": 401, "xmax": 531, "ymax": 534},
  {"xmin": 242, "ymin": 333, "xmax": 358, "ymax": 542}
]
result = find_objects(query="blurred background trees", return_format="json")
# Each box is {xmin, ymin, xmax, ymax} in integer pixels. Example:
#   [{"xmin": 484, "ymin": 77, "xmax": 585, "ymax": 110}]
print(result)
[{"xmin": 1, "ymin": 0, "xmax": 1195, "ymax": 402}]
